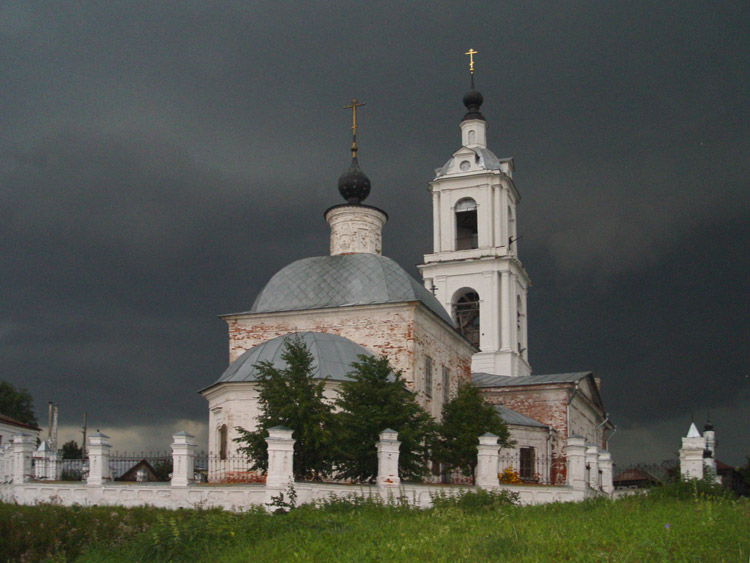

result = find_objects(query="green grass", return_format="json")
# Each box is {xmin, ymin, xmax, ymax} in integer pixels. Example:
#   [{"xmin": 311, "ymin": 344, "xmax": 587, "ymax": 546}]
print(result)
[{"xmin": 1, "ymin": 483, "xmax": 748, "ymax": 562}]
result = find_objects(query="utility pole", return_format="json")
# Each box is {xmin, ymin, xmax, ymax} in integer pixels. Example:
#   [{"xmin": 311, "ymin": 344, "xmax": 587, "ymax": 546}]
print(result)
[{"xmin": 81, "ymin": 411, "xmax": 88, "ymax": 459}]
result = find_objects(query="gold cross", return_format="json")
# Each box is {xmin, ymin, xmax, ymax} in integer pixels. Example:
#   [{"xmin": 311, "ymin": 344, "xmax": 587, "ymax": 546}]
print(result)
[
  {"xmin": 344, "ymin": 98, "xmax": 366, "ymax": 136},
  {"xmin": 465, "ymin": 48, "xmax": 478, "ymax": 74}
]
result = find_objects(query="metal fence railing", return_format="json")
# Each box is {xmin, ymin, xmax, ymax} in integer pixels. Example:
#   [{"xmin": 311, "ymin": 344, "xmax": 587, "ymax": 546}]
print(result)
[{"xmin": 195, "ymin": 453, "xmax": 264, "ymax": 484}]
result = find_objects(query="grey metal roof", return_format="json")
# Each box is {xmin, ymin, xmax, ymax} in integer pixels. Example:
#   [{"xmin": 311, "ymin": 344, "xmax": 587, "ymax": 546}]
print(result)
[
  {"xmin": 435, "ymin": 147, "xmax": 511, "ymax": 178},
  {"xmin": 472, "ymin": 372, "xmax": 592, "ymax": 388},
  {"xmin": 494, "ymin": 405, "xmax": 548, "ymax": 428},
  {"xmin": 246, "ymin": 253, "xmax": 454, "ymax": 326},
  {"xmin": 212, "ymin": 332, "xmax": 374, "ymax": 385}
]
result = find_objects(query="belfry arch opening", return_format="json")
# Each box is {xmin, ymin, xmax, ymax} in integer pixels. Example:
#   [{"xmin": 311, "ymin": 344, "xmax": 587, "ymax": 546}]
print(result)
[
  {"xmin": 455, "ymin": 198, "xmax": 478, "ymax": 250},
  {"xmin": 453, "ymin": 288, "xmax": 480, "ymax": 348}
]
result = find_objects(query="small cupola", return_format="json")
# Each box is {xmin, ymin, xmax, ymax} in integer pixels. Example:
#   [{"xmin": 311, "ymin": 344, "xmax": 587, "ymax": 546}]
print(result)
[
  {"xmin": 459, "ymin": 49, "xmax": 488, "ymax": 148},
  {"xmin": 325, "ymin": 98, "xmax": 387, "ymax": 256}
]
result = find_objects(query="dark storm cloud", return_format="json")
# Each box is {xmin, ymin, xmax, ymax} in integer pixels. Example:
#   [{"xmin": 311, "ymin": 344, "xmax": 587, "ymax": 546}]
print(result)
[{"xmin": 0, "ymin": 1, "xmax": 747, "ymax": 464}]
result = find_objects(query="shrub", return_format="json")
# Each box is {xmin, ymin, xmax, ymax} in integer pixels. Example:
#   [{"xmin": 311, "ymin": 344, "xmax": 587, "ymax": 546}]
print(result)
[
  {"xmin": 647, "ymin": 478, "xmax": 736, "ymax": 501},
  {"xmin": 431, "ymin": 488, "xmax": 519, "ymax": 511}
]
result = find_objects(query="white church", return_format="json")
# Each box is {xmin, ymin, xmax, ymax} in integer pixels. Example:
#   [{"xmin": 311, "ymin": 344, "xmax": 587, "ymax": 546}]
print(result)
[{"xmin": 200, "ymin": 64, "xmax": 615, "ymax": 484}]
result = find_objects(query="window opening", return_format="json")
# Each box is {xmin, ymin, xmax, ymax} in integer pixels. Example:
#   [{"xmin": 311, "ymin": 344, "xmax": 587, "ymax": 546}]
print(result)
[
  {"xmin": 455, "ymin": 198, "xmax": 478, "ymax": 250},
  {"xmin": 520, "ymin": 447, "xmax": 536, "ymax": 480},
  {"xmin": 453, "ymin": 291, "xmax": 480, "ymax": 348},
  {"xmin": 219, "ymin": 424, "xmax": 228, "ymax": 460}
]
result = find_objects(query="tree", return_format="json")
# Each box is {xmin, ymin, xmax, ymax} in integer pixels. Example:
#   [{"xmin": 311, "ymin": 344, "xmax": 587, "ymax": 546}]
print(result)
[
  {"xmin": 234, "ymin": 336, "xmax": 335, "ymax": 480},
  {"xmin": 435, "ymin": 383, "xmax": 511, "ymax": 482},
  {"xmin": 60, "ymin": 440, "xmax": 83, "ymax": 460},
  {"xmin": 0, "ymin": 380, "xmax": 37, "ymax": 426},
  {"xmin": 333, "ymin": 355, "xmax": 437, "ymax": 483}
]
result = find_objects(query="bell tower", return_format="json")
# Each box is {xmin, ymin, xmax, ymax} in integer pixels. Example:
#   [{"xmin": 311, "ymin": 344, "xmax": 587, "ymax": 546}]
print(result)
[{"xmin": 418, "ymin": 51, "xmax": 531, "ymax": 377}]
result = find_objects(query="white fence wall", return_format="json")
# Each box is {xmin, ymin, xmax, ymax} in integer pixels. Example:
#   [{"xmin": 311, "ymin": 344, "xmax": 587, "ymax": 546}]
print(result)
[{"xmin": 0, "ymin": 430, "xmax": 609, "ymax": 511}]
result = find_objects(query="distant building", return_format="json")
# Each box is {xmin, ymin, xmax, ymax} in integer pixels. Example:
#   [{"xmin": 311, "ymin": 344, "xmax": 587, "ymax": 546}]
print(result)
[
  {"xmin": 613, "ymin": 467, "xmax": 662, "ymax": 490},
  {"xmin": 0, "ymin": 413, "xmax": 41, "ymax": 447}
]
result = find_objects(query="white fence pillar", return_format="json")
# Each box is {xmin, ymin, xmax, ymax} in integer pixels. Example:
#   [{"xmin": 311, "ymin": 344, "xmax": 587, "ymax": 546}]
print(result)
[
  {"xmin": 12, "ymin": 434, "xmax": 36, "ymax": 483},
  {"xmin": 586, "ymin": 445, "xmax": 600, "ymax": 490},
  {"xmin": 33, "ymin": 441, "xmax": 49, "ymax": 480},
  {"xmin": 598, "ymin": 450, "xmax": 613, "ymax": 494},
  {"xmin": 476, "ymin": 433, "xmax": 500, "ymax": 489},
  {"xmin": 0, "ymin": 444, "xmax": 11, "ymax": 482},
  {"xmin": 87, "ymin": 432, "xmax": 112, "ymax": 485},
  {"xmin": 48, "ymin": 450, "xmax": 61, "ymax": 481},
  {"xmin": 565, "ymin": 435, "xmax": 587, "ymax": 491},
  {"xmin": 171, "ymin": 431, "xmax": 197, "ymax": 487},
  {"xmin": 265, "ymin": 426, "xmax": 295, "ymax": 489},
  {"xmin": 376, "ymin": 429, "xmax": 401, "ymax": 488}
]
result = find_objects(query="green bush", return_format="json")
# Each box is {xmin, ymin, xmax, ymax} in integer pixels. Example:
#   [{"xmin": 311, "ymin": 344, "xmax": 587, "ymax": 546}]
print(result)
[
  {"xmin": 646, "ymin": 477, "xmax": 736, "ymax": 501},
  {"xmin": 431, "ymin": 488, "xmax": 519, "ymax": 511}
]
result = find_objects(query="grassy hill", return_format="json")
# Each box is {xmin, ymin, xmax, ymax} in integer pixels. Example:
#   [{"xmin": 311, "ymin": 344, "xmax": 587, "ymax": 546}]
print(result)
[{"xmin": 2, "ymin": 482, "xmax": 748, "ymax": 562}]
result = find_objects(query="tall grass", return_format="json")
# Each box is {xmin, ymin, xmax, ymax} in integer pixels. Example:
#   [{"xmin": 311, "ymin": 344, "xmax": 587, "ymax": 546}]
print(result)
[{"xmin": 1, "ymin": 483, "xmax": 747, "ymax": 562}]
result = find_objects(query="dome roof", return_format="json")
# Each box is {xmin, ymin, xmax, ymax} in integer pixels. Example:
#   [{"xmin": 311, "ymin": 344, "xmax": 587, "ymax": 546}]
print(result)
[
  {"xmin": 338, "ymin": 156, "xmax": 371, "ymax": 204},
  {"xmin": 214, "ymin": 332, "xmax": 374, "ymax": 384},
  {"xmin": 248, "ymin": 253, "xmax": 454, "ymax": 326},
  {"xmin": 435, "ymin": 147, "xmax": 511, "ymax": 178}
]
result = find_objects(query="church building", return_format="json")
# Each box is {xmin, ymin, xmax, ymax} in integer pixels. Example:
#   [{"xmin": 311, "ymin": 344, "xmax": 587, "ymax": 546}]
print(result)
[{"xmin": 200, "ymin": 57, "xmax": 614, "ymax": 483}]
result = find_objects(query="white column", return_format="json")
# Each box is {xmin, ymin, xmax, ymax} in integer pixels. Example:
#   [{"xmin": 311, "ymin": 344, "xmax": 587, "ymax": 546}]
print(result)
[
  {"xmin": 12, "ymin": 433, "xmax": 36, "ymax": 483},
  {"xmin": 480, "ymin": 184, "xmax": 492, "ymax": 248},
  {"xmin": 171, "ymin": 431, "xmax": 197, "ymax": 487},
  {"xmin": 432, "ymin": 190, "xmax": 441, "ymax": 253},
  {"xmin": 265, "ymin": 426, "xmax": 295, "ymax": 489},
  {"xmin": 493, "ymin": 185, "xmax": 502, "ymax": 248},
  {"xmin": 586, "ymin": 445, "xmax": 600, "ymax": 490},
  {"xmin": 87, "ymin": 432, "xmax": 112, "ymax": 486},
  {"xmin": 476, "ymin": 433, "xmax": 500, "ymax": 488},
  {"xmin": 500, "ymin": 271, "xmax": 511, "ymax": 351},
  {"xmin": 598, "ymin": 451, "xmax": 613, "ymax": 494},
  {"xmin": 565, "ymin": 436, "xmax": 587, "ymax": 491},
  {"xmin": 377, "ymin": 429, "xmax": 401, "ymax": 488}
]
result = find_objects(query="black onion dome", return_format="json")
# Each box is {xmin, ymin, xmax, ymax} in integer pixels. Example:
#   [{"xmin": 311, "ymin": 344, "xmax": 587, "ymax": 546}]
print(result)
[
  {"xmin": 704, "ymin": 421, "xmax": 714, "ymax": 431},
  {"xmin": 338, "ymin": 157, "xmax": 371, "ymax": 204},
  {"xmin": 462, "ymin": 89, "xmax": 485, "ymax": 122}
]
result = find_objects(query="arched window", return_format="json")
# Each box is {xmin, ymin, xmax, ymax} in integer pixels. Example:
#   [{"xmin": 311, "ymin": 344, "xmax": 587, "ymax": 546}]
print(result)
[
  {"xmin": 468, "ymin": 130, "xmax": 476, "ymax": 145},
  {"xmin": 453, "ymin": 289, "xmax": 480, "ymax": 348},
  {"xmin": 219, "ymin": 424, "xmax": 228, "ymax": 460},
  {"xmin": 455, "ymin": 198, "xmax": 478, "ymax": 250},
  {"xmin": 508, "ymin": 205, "xmax": 516, "ymax": 251}
]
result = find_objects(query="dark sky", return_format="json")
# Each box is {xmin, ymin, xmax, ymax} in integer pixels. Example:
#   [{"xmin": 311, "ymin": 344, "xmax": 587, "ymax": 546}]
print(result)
[{"xmin": 1, "ymin": 2, "xmax": 747, "ymax": 466}]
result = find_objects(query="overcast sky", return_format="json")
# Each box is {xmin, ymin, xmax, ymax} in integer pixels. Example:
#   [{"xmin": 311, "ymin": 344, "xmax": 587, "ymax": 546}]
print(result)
[{"xmin": 1, "ymin": 1, "xmax": 747, "ymax": 467}]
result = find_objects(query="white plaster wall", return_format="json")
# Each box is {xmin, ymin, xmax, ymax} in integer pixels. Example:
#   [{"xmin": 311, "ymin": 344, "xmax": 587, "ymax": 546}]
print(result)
[
  {"xmin": 205, "ymin": 381, "xmax": 344, "ymax": 459},
  {"xmin": 0, "ymin": 480, "xmax": 585, "ymax": 511},
  {"xmin": 223, "ymin": 301, "xmax": 473, "ymax": 411}
]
